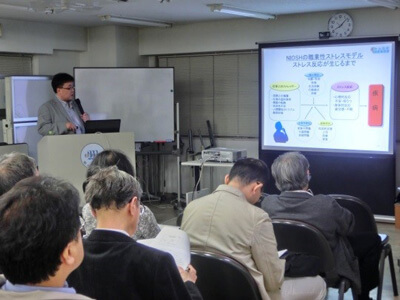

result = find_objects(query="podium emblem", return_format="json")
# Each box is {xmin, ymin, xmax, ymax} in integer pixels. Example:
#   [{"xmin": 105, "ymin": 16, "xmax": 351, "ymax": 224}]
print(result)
[{"xmin": 81, "ymin": 143, "xmax": 104, "ymax": 167}]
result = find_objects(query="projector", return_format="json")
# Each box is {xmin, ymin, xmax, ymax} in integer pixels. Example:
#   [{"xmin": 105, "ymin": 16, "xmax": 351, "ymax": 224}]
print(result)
[{"xmin": 201, "ymin": 148, "xmax": 247, "ymax": 163}]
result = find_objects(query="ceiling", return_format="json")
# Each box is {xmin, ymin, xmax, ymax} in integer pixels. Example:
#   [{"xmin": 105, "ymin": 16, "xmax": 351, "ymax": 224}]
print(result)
[{"xmin": 0, "ymin": 0, "xmax": 389, "ymax": 27}]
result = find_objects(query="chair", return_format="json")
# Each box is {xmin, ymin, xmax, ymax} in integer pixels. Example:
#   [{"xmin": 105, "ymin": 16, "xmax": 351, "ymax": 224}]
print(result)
[
  {"xmin": 190, "ymin": 250, "xmax": 262, "ymax": 300},
  {"xmin": 176, "ymin": 212, "xmax": 183, "ymax": 227},
  {"xmin": 329, "ymin": 194, "xmax": 398, "ymax": 300},
  {"xmin": 272, "ymin": 218, "xmax": 356, "ymax": 300}
]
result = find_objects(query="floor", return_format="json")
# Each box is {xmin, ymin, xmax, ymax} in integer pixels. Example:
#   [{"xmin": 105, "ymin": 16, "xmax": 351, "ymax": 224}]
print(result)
[{"xmin": 146, "ymin": 198, "xmax": 400, "ymax": 300}]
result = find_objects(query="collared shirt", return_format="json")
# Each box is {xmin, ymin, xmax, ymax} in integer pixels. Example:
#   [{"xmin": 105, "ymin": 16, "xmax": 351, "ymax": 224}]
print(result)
[
  {"xmin": 57, "ymin": 97, "xmax": 84, "ymax": 134},
  {"xmin": 82, "ymin": 203, "xmax": 160, "ymax": 240},
  {"xmin": 291, "ymin": 189, "xmax": 314, "ymax": 196},
  {"xmin": 2, "ymin": 280, "xmax": 77, "ymax": 294}
]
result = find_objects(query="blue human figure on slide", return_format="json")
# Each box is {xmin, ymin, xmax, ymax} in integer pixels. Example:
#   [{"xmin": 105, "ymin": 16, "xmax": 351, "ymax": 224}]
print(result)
[{"xmin": 273, "ymin": 121, "xmax": 289, "ymax": 143}]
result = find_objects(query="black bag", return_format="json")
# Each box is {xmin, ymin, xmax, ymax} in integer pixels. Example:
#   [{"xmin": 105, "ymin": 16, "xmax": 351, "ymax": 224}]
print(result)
[{"xmin": 284, "ymin": 251, "xmax": 322, "ymax": 277}]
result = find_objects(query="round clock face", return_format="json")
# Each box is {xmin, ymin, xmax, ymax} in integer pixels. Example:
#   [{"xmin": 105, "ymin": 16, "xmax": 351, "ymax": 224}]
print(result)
[{"xmin": 328, "ymin": 13, "xmax": 353, "ymax": 38}]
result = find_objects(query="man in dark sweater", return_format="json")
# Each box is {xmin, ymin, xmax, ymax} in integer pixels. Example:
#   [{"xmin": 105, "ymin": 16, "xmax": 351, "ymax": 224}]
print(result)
[
  {"xmin": 262, "ymin": 151, "xmax": 381, "ymax": 300},
  {"xmin": 68, "ymin": 166, "xmax": 202, "ymax": 300}
]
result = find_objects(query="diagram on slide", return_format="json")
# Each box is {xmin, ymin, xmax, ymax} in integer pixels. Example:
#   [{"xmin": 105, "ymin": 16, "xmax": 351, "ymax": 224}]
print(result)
[{"xmin": 261, "ymin": 42, "xmax": 394, "ymax": 153}]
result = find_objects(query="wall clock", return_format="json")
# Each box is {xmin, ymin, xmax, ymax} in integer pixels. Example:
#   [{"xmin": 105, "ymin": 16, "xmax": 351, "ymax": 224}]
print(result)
[{"xmin": 328, "ymin": 12, "xmax": 353, "ymax": 38}]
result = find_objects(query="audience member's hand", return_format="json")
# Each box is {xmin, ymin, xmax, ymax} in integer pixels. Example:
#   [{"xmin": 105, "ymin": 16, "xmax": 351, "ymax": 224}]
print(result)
[
  {"xmin": 81, "ymin": 113, "xmax": 90, "ymax": 122},
  {"xmin": 66, "ymin": 122, "xmax": 77, "ymax": 132},
  {"xmin": 178, "ymin": 264, "xmax": 197, "ymax": 283}
]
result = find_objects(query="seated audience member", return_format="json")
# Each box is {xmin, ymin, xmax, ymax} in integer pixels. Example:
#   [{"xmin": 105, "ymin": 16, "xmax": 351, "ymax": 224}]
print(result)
[
  {"xmin": 0, "ymin": 176, "xmax": 91, "ymax": 299},
  {"xmin": 0, "ymin": 152, "xmax": 38, "ymax": 196},
  {"xmin": 261, "ymin": 151, "xmax": 381, "ymax": 300},
  {"xmin": 68, "ymin": 166, "xmax": 202, "ymax": 300},
  {"xmin": 81, "ymin": 150, "xmax": 160, "ymax": 240},
  {"xmin": 181, "ymin": 158, "xmax": 326, "ymax": 300}
]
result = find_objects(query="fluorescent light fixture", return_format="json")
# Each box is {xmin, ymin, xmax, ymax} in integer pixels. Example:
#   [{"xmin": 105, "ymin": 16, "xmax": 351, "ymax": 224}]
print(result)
[
  {"xmin": 366, "ymin": 0, "xmax": 400, "ymax": 9},
  {"xmin": 100, "ymin": 15, "xmax": 172, "ymax": 28},
  {"xmin": 207, "ymin": 4, "xmax": 276, "ymax": 20}
]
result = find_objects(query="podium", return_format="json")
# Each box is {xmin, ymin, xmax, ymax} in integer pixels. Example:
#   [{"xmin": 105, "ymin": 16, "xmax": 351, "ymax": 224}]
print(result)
[{"xmin": 38, "ymin": 132, "xmax": 135, "ymax": 206}]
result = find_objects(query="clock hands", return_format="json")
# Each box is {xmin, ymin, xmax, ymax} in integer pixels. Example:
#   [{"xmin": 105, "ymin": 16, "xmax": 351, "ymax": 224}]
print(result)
[{"xmin": 334, "ymin": 18, "xmax": 348, "ymax": 30}]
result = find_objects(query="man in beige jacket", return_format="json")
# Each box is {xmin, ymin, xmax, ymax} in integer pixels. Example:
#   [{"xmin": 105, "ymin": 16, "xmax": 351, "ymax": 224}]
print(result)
[{"xmin": 181, "ymin": 158, "xmax": 326, "ymax": 300}]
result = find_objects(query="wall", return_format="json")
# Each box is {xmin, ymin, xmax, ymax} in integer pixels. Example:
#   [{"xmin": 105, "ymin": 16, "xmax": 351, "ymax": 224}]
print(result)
[
  {"xmin": 33, "ymin": 50, "xmax": 80, "ymax": 75},
  {"xmin": 115, "ymin": 26, "xmax": 146, "ymax": 67},
  {"xmin": 79, "ymin": 25, "xmax": 146, "ymax": 67},
  {"xmin": 139, "ymin": 7, "xmax": 400, "ymax": 55},
  {"xmin": 0, "ymin": 19, "xmax": 86, "ymax": 54},
  {"xmin": 139, "ymin": 7, "xmax": 400, "ymax": 195}
]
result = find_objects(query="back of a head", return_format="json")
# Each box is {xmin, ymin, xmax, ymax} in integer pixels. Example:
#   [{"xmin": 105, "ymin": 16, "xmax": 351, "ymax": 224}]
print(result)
[
  {"xmin": 85, "ymin": 166, "xmax": 142, "ymax": 210},
  {"xmin": 0, "ymin": 152, "xmax": 37, "ymax": 196},
  {"xmin": 271, "ymin": 152, "xmax": 309, "ymax": 192},
  {"xmin": 228, "ymin": 158, "xmax": 270, "ymax": 186},
  {"xmin": 0, "ymin": 175, "xmax": 81, "ymax": 284},
  {"xmin": 51, "ymin": 73, "xmax": 74, "ymax": 93},
  {"xmin": 86, "ymin": 150, "xmax": 135, "ymax": 178}
]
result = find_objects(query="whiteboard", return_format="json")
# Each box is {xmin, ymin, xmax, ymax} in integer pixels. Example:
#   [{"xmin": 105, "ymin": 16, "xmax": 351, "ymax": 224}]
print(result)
[{"xmin": 74, "ymin": 68, "xmax": 174, "ymax": 142}]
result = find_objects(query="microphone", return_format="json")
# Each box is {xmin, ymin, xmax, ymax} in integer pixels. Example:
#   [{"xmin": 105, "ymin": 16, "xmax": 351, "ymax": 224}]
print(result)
[{"xmin": 75, "ymin": 98, "xmax": 85, "ymax": 115}]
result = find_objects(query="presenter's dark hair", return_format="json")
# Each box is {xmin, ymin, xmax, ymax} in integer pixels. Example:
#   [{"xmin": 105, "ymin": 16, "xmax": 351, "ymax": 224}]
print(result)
[
  {"xmin": 0, "ymin": 152, "xmax": 37, "ymax": 196},
  {"xmin": 51, "ymin": 73, "xmax": 74, "ymax": 93},
  {"xmin": 228, "ymin": 158, "xmax": 270, "ymax": 186},
  {"xmin": 271, "ymin": 151, "xmax": 309, "ymax": 192},
  {"xmin": 0, "ymin": 176, "xmax": 81, "ymax": 284}
]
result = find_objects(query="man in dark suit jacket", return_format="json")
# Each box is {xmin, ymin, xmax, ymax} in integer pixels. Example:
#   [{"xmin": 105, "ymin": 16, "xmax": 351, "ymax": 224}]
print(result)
[
  {"xmin": 68, "ymin": 166, "xmax": 202, "ymax": 300},
  {"xmin": 37, "ymin": 73, "xmax": 89, "ymax": 136},
  {"xmin": 261, "ymin": 152, "xmax": 381, "ymax": 300}
]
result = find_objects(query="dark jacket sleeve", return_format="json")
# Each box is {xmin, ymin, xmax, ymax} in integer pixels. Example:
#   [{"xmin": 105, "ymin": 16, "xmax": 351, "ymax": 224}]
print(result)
[
  {"xmin": 154, "ymin": 252, "xmax": 203, "ymax": 300},
  {"xmin": 184, "ymin": 281, "xmax": 203, "ymax": 300},
  {"xmin": 330, "ymin": 198, "xmax": 355, "ymax": 236}
]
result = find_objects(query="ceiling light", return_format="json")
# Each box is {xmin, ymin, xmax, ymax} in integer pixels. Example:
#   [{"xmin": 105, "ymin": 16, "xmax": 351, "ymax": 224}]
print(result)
[
  {"xmin": 207, "ymin": 4, "xmax": 276, "ymax": 20},
  {"xmin": 0, "ymin": 0, "xmax": 116, "ymax": 14},
  {"xmin": 366, "ymin": 0, "xmax": 400, "ymax": 9},
  {"xmin": 99, "ymin": 15, "xmax": 172, "ymax": 27}
]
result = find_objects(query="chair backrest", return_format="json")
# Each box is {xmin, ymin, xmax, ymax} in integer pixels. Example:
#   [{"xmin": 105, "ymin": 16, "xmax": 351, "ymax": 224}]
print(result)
[
  {"xmin": 272, "ymin": 218, "xmax": 338, "ymax": 284},
  {"xmin": 329, "ymin": 194, "xmax": 378, "ymax": 234},
  {"xmin": 176, "ymin": 212, "xmax": 183, "ymax": 227},
  {"xmin": 190, "ymin": 250, "xmax": 262, "ymax": 300}
]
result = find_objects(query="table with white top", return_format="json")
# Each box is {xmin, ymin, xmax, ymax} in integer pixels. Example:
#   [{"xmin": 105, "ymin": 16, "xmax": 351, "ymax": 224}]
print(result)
[{"xmin": 181, "ymin": 159, "xmax": 234, "ymax": 191}]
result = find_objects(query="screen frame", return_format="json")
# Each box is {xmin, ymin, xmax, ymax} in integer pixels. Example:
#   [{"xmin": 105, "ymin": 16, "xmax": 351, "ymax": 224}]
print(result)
[{"xmin": 258, "ymin": 36, "xmax": 399, "ymax": 157}]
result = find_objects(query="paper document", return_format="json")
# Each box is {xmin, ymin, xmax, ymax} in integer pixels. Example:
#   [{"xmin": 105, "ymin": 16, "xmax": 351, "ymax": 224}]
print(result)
[
  {"xmin": 278, "ymin": 249, "xmax": 288, "ymax": 258},
  {"xmin": 138, "ymin": 226, "xmax": 191, "ymax": 269}
]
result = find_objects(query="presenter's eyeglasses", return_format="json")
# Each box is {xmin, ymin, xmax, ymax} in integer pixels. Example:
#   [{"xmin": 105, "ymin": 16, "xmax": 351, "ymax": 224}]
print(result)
[{"xmin": 60, "ymin": 86, "xmax": 75, "ymax": 90}]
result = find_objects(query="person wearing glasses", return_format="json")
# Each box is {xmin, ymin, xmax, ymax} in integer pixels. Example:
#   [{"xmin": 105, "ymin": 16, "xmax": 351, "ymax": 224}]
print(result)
[
  {"xmin": 0, "ymin": 176, "xmax": 92, "ymax": 299},
  {"xmin": 81, "ymin": 150, "xmax": 160, "ymax": 240},
  {"xmin": 181, "ymin": 158, "xmax": 326, "ymax": 300},
  {"xmin": 68, "ymin": 166, "xmax": 202, "ymax": 300},
  {"xmin": 38, "ymin": 72, "xmax": 90, "ymax": 136}
]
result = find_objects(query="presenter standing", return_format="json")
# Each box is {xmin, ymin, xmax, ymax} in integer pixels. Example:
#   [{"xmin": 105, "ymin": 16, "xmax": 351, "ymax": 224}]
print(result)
[{"xmin": 37, "ymin": 73, "xmax": 90, "ymax": 136}]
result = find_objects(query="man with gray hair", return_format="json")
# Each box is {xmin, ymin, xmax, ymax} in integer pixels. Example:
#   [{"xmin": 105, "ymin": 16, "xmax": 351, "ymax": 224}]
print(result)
[
  {"xmin": 262, "ymin": 151, "xmax": 381, "ymax": 300},
  {"xmin": 67, "ymin": 166, "xmax": 202, "ymax": 300},
  {"xmin": 182, "ymin": 158, "xmax": 326, "ymax": 300},
  {"xmin": 0, "ymin": 152, "xmax": 37, "ymax": 196}
]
